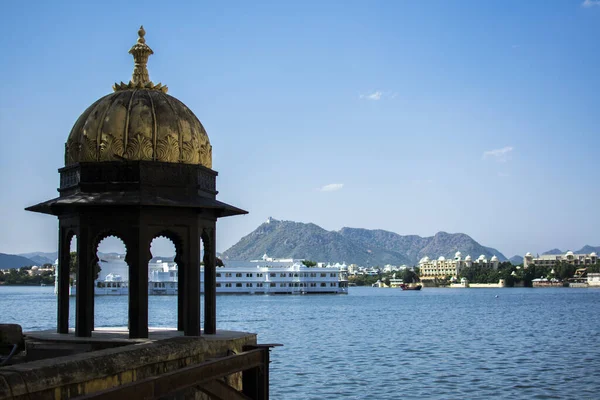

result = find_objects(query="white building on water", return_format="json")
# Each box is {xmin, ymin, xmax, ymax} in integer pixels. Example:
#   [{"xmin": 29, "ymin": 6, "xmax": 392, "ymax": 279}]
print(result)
[{"xmin": 59, "ymin": 253, "xmax": 349, "ymax": 295}]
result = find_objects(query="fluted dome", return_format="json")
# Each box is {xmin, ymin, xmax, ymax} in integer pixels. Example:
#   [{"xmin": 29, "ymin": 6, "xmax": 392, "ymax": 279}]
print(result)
[{"xmin": 65, "ymin": 26, "xmax": 211, "ymax": 168}]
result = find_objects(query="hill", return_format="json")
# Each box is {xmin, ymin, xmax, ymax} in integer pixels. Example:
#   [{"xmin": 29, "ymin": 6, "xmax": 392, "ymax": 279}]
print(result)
[
  {"xmin": 18, "ymin": 252, "xmax": 57, "ymax": 265},
  {"xmin": 541, "ymin": 246, "xmax": 599, "ymax": 256},
  {"xmin": 509, "ymin": 255, "xmax": 524, "ymax": 265},
  {"xmin": 0, "ymin": 253, "xmax": 37, "ymax": 269},
  {"xmin": 222, "ymin": 218, "xmax": 507, "ymax": 266},
  {"xmin": 575, "ymin": 245, "xmax": 600, "ymax": 254},
  {"xmin": 542, "ymin": 248, "xmax": 563, "ymax": 255}
]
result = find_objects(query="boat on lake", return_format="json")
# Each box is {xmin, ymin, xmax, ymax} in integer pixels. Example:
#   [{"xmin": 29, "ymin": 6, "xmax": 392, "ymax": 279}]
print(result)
[{"xmin": 400, "ymin": 283, "xmax": 422, "ymax": 291}]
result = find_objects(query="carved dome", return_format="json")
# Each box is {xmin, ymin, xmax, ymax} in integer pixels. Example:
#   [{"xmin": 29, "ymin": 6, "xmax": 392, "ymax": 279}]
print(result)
[{"xmin": 65, "ymin": 26, "xmax": 211, "ymax": 168}]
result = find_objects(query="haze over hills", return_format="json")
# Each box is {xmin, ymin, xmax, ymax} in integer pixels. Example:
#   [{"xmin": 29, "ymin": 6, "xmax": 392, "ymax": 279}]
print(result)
[
  {"xmin": 222, "ymin": 218, "xmax": 509, "ymax": 266},
  {"xmin": 18, "ymin": 252, "xmax": 57, "ymax": 266},
  {"xmin": 509, "ymin": 255, "xmax": 524, "ymax": 265},
  {"xmin": 4, "ymin": 234, "xmax": 597, "ymax": 269},
  {"xmin": 0, "ymin": 253, "xmax": 38, "ymax": 269},
  {"xmin": 541, "ymin": 246, "xmax": 600, "ymax": 256},
  {"xmin": 577, "ymin": 245, "xmax": 600, "ymax": 254},
  {"xmin": 542, "ymin": 248, "xmax": 563, "ymax": 256}
]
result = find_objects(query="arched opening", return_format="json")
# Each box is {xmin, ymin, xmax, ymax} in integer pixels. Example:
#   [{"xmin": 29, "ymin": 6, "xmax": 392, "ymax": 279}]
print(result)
[
  {"xmin": 149, "ymin": 236, "xmax": 178, "ymax": 328},
  {"xmin": 200, "ymin": 236, "xmax": 205, "ymax": 331},
  {"xmin": 67, "ymin": 233, "xmax": 77, "ymax": 331},
  {"xmin": 94, "ymin": 235, "xmax": 128, "ymax": 330}
]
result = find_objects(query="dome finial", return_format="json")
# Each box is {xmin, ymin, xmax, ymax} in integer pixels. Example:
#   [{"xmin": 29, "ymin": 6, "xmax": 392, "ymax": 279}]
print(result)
[
  {"xmin": 138, "ymin": 25, "xmax": 146, "ymax": 44},
  {"xmin": 113, "ymin": 26, "xmax": 168, "ymax": 93},
  {"xmin": 128, "ymin": 25, "xmax": 154, "ymax": 86}
]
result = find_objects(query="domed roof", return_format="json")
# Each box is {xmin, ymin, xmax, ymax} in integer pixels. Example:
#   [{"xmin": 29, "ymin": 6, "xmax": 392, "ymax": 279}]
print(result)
[
  {"xmin": 491, "ymin": 255, "xmax": 498, "ymax": 262},
  {"xmin": 525, "ymin": 252, "xmax": 532, "ymax": 257},
  {"xmin": 591, "ymin": 252, "xmax": 597, "ymax": 257},
  {"xmin": 566, "ymin": 250, "xmax": 574, "ymax": 256},
  {"xmin": 455, "ymin": 251, "xmax": 462, "ymax": 257},
  {"xmin": 65, "ymin": 27, "xmax": 211, "ymax": 168},
  {"xmin": 465, "ymin": 255, "xmax": 472, "ymax": 261},
  {"xmin": 438, "ymin": 256, "xmax": 446, "ymax": 261},
  {"xmin": 419, "ymin": 256, "xmax": 430, "ymax": 263}
]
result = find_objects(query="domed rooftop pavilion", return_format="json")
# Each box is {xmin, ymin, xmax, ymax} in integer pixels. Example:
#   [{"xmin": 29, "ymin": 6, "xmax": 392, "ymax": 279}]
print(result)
[
  {"xmin": 27, "ymin": 27, "xmax": 247, "ymax": 339},
  {"xmin": 65, "ymin": 27, "xmax": 212, "ymax": 168}
]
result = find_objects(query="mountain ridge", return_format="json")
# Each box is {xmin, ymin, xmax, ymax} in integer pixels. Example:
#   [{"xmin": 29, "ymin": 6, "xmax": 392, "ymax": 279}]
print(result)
[{"xmin": 222, "ymin": 218, "xmax": 508, "ymax": 266}]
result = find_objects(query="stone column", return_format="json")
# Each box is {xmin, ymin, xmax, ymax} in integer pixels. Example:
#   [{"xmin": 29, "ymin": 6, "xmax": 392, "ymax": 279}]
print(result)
[
  {"xmin": 75, "ymin": 223, "xmax": 94, "ymax": 337},
  {"xmin": 57, "ymin": 223, "xmax": 71, "ymax": 334},
  {"xmin": 203, "ymin": 224, "xmax": 216, "ymax": 334},
  {"xmin": 126, "ymin": 228, "xmax": 150, "ymax": 339},
  {"xmin": 183, "ymin": 224, "xmax": 201, "ymax": 336}
]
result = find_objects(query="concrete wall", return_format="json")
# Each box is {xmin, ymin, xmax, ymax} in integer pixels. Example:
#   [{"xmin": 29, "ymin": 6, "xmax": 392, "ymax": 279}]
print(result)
[{"xmin": 0, "ymin": 332, "xmax": 256, "ymax": 400}]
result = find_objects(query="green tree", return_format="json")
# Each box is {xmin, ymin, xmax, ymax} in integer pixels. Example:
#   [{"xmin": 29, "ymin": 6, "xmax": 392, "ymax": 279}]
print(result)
[
  {"xmin": 302, "ymin": 260, "xmax": 318, "ymax": 267},
  {"xmin": 588, "ymin": 264, "xmax": 600, "ymax": 273},
  {"xmin": 402, "ymin": 269, "xmax": 418, "ymax": 283},
  {"xmin": 348, "ymin": 274, "xmax": 379, "ymax": 286}
]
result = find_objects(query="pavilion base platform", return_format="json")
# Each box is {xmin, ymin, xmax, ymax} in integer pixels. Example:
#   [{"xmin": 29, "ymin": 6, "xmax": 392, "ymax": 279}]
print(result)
[{"xmin": 0, "ymin": 328, "xmax": 275, "ymax": 400}]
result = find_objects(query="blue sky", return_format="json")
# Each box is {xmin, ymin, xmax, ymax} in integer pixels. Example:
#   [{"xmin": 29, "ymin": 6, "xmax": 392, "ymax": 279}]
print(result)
[{"xmin": 0, "ymin": 0, "xmax": 598, "ymax": 259}]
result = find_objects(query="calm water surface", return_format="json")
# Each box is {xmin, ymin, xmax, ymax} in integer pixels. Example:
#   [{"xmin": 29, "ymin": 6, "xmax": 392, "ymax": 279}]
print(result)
[{"xmin": 1, "ymin": 286, "xmax": 599, "ymax": 399}]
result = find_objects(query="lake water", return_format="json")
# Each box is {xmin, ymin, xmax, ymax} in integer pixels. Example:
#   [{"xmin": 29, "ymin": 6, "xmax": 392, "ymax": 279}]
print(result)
[{"xmin": 1, "ymin": 286, "xmax": 599, "ymax": 399}]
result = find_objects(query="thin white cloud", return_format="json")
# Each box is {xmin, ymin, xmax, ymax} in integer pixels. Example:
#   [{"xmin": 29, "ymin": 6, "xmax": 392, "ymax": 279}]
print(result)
[
  {"xmin": 582, "ymin": 0, "xmax": 600, "ymax": 7},
  {"xmin": 483, "ymin": 146, "xmax": 514, "ymax": 162},
  {"xmin": 359, "ymin": 90, "xmax": 398, "ymax": 101},
  {"xmin": 498, "ymin": 172, "xmax": 510, "ymax": 178},
  {"xmin": 360, "ymin": 91, "xmax": 382, "ymax": 101},
  {"xmin": 319, "ymin": 183, "xmax": 344, "ymax": 192},
  {"xmin": 413, "ymin": 179, "xmax": 434, "ymax": 185}
]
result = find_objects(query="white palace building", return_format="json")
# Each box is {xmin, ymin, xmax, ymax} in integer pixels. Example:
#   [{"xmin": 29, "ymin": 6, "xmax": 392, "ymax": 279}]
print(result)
[
  {"xmin": 523, "ymin": 251, "xmax": 598, "ymax": 268},
  {"xmin": 418, "ymin": 251, "xmax": 500, "ymax": 282}
]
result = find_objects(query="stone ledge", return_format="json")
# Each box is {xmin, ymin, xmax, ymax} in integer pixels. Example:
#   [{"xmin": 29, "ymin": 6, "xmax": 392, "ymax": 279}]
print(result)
[{"xmin": 0, "ymin": 330, "xmax": 256, "ymax": 400}]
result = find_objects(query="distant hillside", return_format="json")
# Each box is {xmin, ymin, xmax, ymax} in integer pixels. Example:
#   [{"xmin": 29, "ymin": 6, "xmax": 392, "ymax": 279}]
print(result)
[
  {"xmin": 542, "ymin": 248, "xmax": 563, "ymax": 255},
  {"xmin": 18, "ymin": 252, "xmax": 57, "ymax": 265},
  {"xmin": 222, "ymin": 219, "xmax": 394, "ymax": 265},
  {"xmin": 541, "ymin": 246, "xmax": 599, "ymax": 256},
  {"xmin": 222, "ymin": 218, "xmax": 507, "ymax": 266},
  {"xmin": 509, "ymin": 255, "xmax": 524, "ymax": 265},
  {"xmin": 576, "ymin": 245, "xmax": 600, "ymax": 254},
  {"xmin": 0, "ymin": 253, "xmax": 37, "ymax": 269}
]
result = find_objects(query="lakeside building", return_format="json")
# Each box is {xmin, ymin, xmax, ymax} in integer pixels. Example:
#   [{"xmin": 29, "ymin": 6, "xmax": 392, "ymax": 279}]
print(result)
[
  {"xmin": 523, "ymin": 251, "xmax": 598, "ymax": 268},
  {"xmin": 588, "ymin": 273, "xmax": 600, "ymax": 287},
  {"xmin": 418, "ymin": 251, "xmax": 500, "ymax": 282},
  {"xmin": 59, "ymin": 253, "xmax": 349, "ymax": 295},
  {"xmin": 346, "ymin": 264, "xmax": 408, "ymax": 277},
  {"xmin": 348, "ymin": 264, "xmax": 359, "ymax": 275}
]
